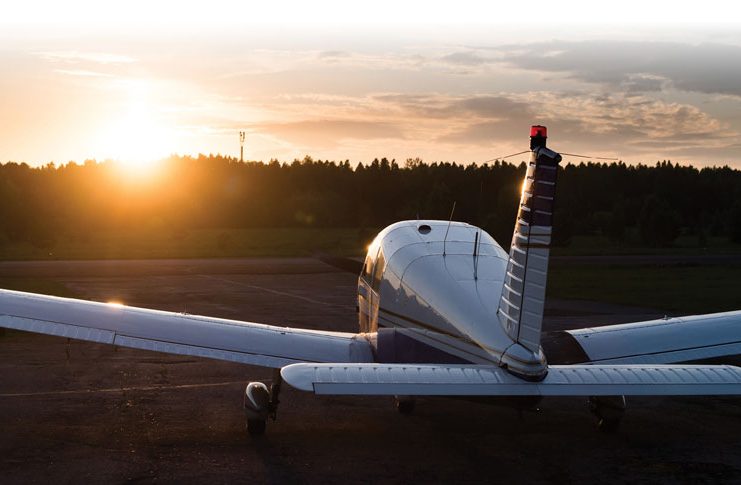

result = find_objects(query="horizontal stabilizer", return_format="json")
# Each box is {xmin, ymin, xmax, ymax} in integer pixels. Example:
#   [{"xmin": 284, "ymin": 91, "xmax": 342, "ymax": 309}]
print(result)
[{"xmin": 281, "ymin": 363, "xmax": 741, "ymax": 396}]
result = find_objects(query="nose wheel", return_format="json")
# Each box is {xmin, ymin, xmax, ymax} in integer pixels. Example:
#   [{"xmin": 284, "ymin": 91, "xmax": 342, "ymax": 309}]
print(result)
[{"xmin": 244, "ymin": 369, "xmax": 283, "ymax": 436}]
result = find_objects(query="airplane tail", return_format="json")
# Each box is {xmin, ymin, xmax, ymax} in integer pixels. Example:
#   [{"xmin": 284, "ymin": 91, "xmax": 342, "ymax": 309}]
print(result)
[{"xmin": 497, "ymin": 126, "xmax": 562, "ymax": 354}]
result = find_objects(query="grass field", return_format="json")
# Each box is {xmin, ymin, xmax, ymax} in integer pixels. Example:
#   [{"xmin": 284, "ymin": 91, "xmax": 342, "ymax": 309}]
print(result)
[
  {"xmin": 551, "ymin": 234, "xmax": 741, "ymax": 256},
  {"xmin": 1, "ymin": 228, "xmax": 740, "ymax": 314},
  {"xmin": 1, "ymin": 227, "xmax": 739, "ymax": 261},
  {"xmin": 0, "ymin": 227, "xmax": 377, "ymax": 260},
  {"xmin": 547, "ymin": 264, "xmax": 741, "ymax": 314},
  {"xmin": 0, "ymin": 277, "xmax": 77, "ymax": 338},
  {"xmin": 0, "ymin": 278, "xmax": 76, "ymax": 297}
]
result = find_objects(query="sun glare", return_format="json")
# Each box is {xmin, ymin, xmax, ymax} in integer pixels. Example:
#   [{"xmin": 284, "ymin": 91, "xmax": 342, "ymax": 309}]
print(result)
[{"xmin": 94, "ymin": 80, "xmax": 175, "ymax": 178}]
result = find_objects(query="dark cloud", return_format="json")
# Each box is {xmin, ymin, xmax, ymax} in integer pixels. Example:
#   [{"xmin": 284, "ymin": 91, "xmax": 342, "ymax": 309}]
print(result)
[
  {"xmin": 455, "ymin": 96, "xmax": 531, "ymax": 118},
  {"xmin": 662, "ymin": 142, "xmax": 741, "ymax": 161},
  {"xmin": 438, "ymin": 117, "xmax": 596, "ymax": 149},
  {"xmin": 439, "ymin": 51, "xmax": 489, "ymax": 66},
  {"xmin": 437, "ymin": 120, "xmax": 534, "ymax": 145},
  {"xmin": 317, "ymin": 50, "xmax": 350, "ymax": 59},
  {"xmin": 497, "ymin": 41, "xmax": 741, "ymax": 97},
  {"xmin": 374, "ymin": 94, "xmax": 532, "ymax": 120},
  {"xmin": 423, "ymin": 90, "xmax": 738, "ymax": 163},
  {"xmin": 622, "ymin": 74, "xmax": 667, "ymax": 94}
]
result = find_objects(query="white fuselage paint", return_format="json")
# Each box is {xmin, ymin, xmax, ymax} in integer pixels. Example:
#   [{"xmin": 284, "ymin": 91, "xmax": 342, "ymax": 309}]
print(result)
[{"xmin": 357, "ymin": 220, "xmax": 546, "ymax": 376}]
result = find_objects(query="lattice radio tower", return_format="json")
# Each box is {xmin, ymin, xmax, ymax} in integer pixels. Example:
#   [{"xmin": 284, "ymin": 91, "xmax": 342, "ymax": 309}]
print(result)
[{"xmin": 239, "ymin": 131, "xmax": 246, "ymax": 163}]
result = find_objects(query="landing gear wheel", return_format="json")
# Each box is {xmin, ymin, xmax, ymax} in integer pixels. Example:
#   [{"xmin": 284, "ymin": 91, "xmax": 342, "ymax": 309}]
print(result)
[
  {"xmin": 243, "ymin": 371, "xmax": 284, "ymax": 437},
  {"xmin": 394, "ymin": 396, "xmax": 415, "ymax": 415},
  {"xmin": 244, "ymin": 382, "xmax": 270, "ymax": 437},
  {"xmin": 247, "ymin": 418, "xmax": 266, "ymax": 436}
]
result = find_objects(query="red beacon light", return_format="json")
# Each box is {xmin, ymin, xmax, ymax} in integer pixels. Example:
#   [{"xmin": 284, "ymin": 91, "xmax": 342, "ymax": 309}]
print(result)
[
  {"xmin": 530, "ymin": 125, "xmax": 547, "ymax": 149},
  {"xmin": 530, "ymin": 125, "xmax": 547, "ymax": 137}
]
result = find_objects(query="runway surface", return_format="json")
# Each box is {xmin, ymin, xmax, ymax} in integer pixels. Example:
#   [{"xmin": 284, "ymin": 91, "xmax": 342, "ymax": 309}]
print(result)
[{"xmin": 1, "ymin": 258, "xmax": 740, "ymax": 484}]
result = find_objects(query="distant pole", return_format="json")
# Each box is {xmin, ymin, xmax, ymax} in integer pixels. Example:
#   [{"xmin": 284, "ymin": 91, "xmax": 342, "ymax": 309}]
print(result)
[{"xmin": 239, "ymin": 131, "xmax": 246, "ymax": 162}]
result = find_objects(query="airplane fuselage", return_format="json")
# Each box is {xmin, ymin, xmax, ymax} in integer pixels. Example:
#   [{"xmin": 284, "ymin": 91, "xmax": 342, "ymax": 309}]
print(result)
[{"xmin": 357, "ymin": 220, "xmax": 546, "ymax": 376}]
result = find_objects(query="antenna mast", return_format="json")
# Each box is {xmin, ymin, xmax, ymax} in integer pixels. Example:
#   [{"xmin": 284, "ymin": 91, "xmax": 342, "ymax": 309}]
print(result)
[
  {"xmin": 443, "ymin": 201, "xmax": 456, "ymax": 257},
  {"xmin": 239, "ymin": 131, "xmax": 246, "ymax": 163}
]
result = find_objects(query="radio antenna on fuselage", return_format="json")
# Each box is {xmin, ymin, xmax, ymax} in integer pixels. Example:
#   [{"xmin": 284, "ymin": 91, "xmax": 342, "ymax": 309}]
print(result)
[
  {"xmin": 473, "ymin": 230, "xmax": 480, "ymax": 280},
  {"xmin": 443, "ymin": 201, "xmax": 456, "ymax": 257}
]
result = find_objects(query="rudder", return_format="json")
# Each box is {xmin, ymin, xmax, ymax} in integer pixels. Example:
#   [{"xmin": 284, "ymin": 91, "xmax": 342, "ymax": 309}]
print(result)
[{"xmin": 498, "ymin": 126, "xmax": 562, "ymax": 354}]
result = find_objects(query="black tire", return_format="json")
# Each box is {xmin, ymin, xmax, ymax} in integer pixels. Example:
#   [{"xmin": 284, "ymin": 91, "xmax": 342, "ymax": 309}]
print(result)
[
  {"xmin": 247, "ymin": 418, "xmax": 266, "ymax": 436},
  {"xmin": 395, "ymin": 398, "xmax": 415, "ymax": 415}
]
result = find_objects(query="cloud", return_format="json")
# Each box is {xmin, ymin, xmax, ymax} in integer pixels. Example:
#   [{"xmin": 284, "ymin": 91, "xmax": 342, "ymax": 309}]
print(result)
[
  {"xmin": 54, "ymin": 69, "xmax": 114, "ymax": 78},
  {"xmin": 439, "ymin": 51, "xmax": 489, "ymax": 66},
  {"xmin": 252, "ymin": 119, "xmax": 405, "ymax": 147},
  {"xmin": 40, "ymin": 51, "xmax": 136, "ymax": 64},
  {"xmin": 317, "ymin": 50, "xmax": 351, "ymax": 60},
  {"xmin": 661, "ymin": 142, "xmax": 741, "ymax": 165},
  {"xmin": 431, "ymin": 91, "xmax": 737, "ymax": 159},
  {"xmin": 372, "ymin": 93, "xmax": 532, "ymax": 120},
  {"xmin": 437, "ymin": 120, "xmax": 531, "ymax": 146},
  {"xmin": 621, "ymin": 74, "xmax": 668, "ymax": 94},
  {"xmin": 496, "ymin": 41, "xmax": 741, "ymax": 97},
  {"xmin": 247, "ymin": 88, "xmax": 738, "ymax": 163}
]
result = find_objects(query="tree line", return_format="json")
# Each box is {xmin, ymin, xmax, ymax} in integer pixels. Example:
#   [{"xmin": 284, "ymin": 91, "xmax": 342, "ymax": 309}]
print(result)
[{"xmin": 1, "ymin": 155, "xmax": 741, "ymax": 249}]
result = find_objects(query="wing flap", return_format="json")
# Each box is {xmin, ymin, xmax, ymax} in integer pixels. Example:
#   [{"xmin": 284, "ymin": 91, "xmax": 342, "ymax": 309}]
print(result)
[
  {"xmin": 0, "ymin": 289, "xmax": 373, "ymax": 368},
  {"xmin": 281, "ymin": 363, "xmax": 741, "ymax": 396},
  {"xmin": 113, "ymin": 335, "xmax": 296, "ymax": 367},
  {"xmin": 2, "ymin": 315, "xmax": 116, "ymax": 344}
]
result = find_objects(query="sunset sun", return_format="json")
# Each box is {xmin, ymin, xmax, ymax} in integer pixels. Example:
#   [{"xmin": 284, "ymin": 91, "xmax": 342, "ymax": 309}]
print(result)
[{"xmin": 93, "ymin": 80, "xmax": 175, "ymax": 175}]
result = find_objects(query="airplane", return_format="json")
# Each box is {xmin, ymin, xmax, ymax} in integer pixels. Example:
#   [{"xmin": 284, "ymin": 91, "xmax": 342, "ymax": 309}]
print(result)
[{"xmin": 1, "ymin": 125, "xmax": 740, "ymax": 436}]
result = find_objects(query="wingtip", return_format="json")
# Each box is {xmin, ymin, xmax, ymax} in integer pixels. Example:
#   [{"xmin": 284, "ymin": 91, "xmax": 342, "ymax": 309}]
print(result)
[{"xmin": 280, "ymin": 363, "xmax": 316, "ymax": 392}]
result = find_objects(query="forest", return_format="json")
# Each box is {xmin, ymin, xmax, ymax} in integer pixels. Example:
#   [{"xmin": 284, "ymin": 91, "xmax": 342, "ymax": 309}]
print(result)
[{"xmin": 1, "ymin": 154, "xmax": 741, "ymax": 252}]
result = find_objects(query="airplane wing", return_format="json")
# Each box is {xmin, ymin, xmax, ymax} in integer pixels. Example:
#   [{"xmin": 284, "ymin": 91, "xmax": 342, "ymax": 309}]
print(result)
[
  {"xmin": 0, "ymin": 289, "xmax": 374, "ymax": 367},
  {"xmin": 557, "ymin": 311, "xmax": 741, "ymax": 365},
  {"xmin": 281, "ymin": 363, "xmax": 741, "ymax": 396}
]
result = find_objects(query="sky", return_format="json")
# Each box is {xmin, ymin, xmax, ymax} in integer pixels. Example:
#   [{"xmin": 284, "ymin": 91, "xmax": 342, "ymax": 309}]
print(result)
[{"xmin": 1, "ymin": 1, "xmax": 741, "ymax": 168}]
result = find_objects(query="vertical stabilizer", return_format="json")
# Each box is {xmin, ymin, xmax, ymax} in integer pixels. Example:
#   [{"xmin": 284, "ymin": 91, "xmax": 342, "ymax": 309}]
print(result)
[{"xmin": 498, "ymin": 126, "xmax": 562, "ymax": 354}]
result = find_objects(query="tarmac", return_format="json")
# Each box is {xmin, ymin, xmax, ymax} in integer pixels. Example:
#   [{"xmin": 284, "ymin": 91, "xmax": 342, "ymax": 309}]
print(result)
[{"xmin": 1, "ymin": 258, "xmax": 740, "ymax": 484}]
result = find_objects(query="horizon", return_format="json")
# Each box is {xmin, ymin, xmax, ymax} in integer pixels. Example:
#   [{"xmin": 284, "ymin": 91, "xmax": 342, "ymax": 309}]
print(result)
[
  {"xmin": 2, "ymin": 2, "xmax": 741, "ymax": 169},
  {"xmin": 6, "ymin": 152, "xmax": 741, "ymax": 172}
]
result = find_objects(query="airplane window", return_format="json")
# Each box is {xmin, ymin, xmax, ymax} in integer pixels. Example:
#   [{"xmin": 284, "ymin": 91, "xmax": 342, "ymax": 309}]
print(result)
[{"xmin": 371, "ymin": 250, "xmax": 385, "ymax": 290}]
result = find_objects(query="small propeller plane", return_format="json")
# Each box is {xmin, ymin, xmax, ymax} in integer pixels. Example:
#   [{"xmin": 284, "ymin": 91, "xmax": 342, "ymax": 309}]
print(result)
[{"xmin": 2, "ymin": 125, "xmax": 740, "ymax": 435}]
